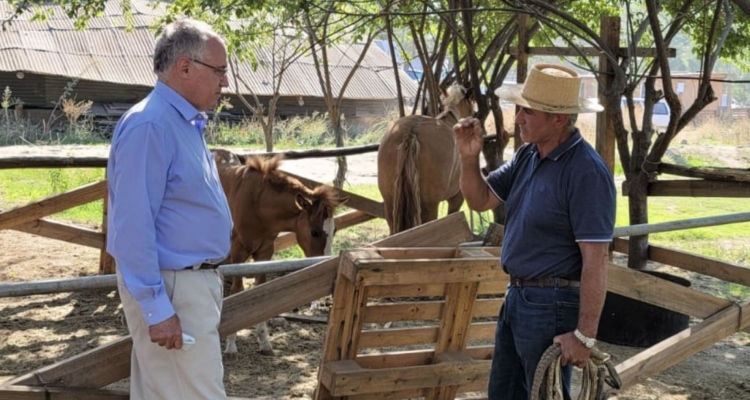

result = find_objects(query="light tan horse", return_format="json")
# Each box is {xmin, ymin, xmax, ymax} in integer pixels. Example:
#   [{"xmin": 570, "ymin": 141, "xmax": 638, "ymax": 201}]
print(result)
[{"xmin": 377, "ymin": 85, "xmax": 474, "ymax": 234}]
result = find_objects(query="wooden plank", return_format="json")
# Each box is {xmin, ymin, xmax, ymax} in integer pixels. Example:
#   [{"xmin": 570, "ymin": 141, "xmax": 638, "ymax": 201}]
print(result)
[
  {"xmin": 658, "ymin": 163, "xmax": 750, "ymax": 182},
  {"xmin": 606, "ymin": 262, "xmax": 733, "ymax": 319},
  {"xmin": 370, "ymin": 212, "xmax": 474, "ymax": 248},
  {"xmin": 12, "ymin": 219, "xmax": 104, "ymax": 249},
  {"xmin": 333, "ymin": 210, "xmax": 376, "ymax": 230},
  {"xmin": 623, "ymin": 179, "xmax": 750, "ymax": 197},
  {"xmin": 362, "ymin": 298, "xmax": 502, "ymax": 323},
  {"xmin": 339, "ymin": 249, "xmax": 383, "ymax": 283},
  {"xmin": 356, "ymin": 346, "xmax": 494, "ymax": 369},
  {"xmin": 368, "ymin": 279, "xmax": 507, "ymax": 297},
  {"xmin": 354, "ymin": 259, "xmax": 503, "ymax": 286},
  {"xmin": 0, "ymin": 385, "xmax": 45, "ymax": 400},
  {"xmin": 427, "ymin": 281, "xmax": 479, "ymax": 399},
  {"xmin": 613, "ymin": 238, "xmax": 750, "ymax": 287},
  {"xmin": 323, "ymin": 359, "xmax": 490, "ymax": 396},
  {"xmin": 616, "ymin": 303, "xmax": 742, "ymax": 388},
  {"xmin": 10, "ymin": 212, "xmax": 474, "ymax": 391},
  {"xmin": 0, "ymin": 385, "xmax": 130, "ymax": 400},
  {"xmin": 740, "ymin": 300, "xmax": 750, "ymax": 331},
  {"xmin": 359, "ymin": 322, "xmax": 496, "ymax": 349},
  {"xmin": 283, "ymin": 172, "xmax": 385, "ymax": 218},
  {"xmin": 9, "ymin": 337, "xmax": 131, "ymax": 387},
  {"xmin": 345, "ymin": 379, "xmax": 489, "ymax": 400},
  {"xmin": 0, "ymin": 180, "xmax": 107, "ymax": 231}
]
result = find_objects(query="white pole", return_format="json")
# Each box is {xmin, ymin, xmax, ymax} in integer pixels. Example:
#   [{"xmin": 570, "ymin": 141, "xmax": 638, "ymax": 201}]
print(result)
[{"xmin": 0, "ymin": 256, "xmax": 331, "ymax": 298}]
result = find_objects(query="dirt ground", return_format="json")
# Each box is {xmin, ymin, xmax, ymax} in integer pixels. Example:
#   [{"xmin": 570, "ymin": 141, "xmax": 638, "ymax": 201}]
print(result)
[{"xmin": 0, "ymin": 144, "xmax": 749, "ymax": 399}]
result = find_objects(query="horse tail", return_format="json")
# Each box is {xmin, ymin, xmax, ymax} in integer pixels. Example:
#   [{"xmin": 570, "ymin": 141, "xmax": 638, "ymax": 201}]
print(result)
[{"xmin": 392, "ymin": 133, "xmax": 422, "ymax": 233}]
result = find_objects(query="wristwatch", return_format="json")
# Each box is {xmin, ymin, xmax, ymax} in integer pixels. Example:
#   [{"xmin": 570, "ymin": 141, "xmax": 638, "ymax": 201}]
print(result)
[{"xmin": 574, "ymin": 329, "xmax": 596, "ymax": 348}]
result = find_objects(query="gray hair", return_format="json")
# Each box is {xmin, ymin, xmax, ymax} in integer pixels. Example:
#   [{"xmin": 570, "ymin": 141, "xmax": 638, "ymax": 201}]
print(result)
[
  {"xmin": 153, "ymin": 18, "xmax": 223, "ymax": 74},
  {"xmin": 566, "ymin": 113, "xmax": 578, "ymax": 132},
  {"xmin": 544, "ymin": 112, "xmax": 578, "ymax": 132}
]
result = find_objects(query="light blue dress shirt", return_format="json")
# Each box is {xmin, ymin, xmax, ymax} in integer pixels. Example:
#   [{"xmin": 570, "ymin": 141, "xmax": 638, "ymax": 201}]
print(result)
[{"xmin": 106, "ymin": 81, "xmax": 232, "ymax": 326}]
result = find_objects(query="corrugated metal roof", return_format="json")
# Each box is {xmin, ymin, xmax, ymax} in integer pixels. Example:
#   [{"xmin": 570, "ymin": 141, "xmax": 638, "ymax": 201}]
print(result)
[{"xmin": 0, "ymin": 0, "xmax": 419, "ymax": 100}]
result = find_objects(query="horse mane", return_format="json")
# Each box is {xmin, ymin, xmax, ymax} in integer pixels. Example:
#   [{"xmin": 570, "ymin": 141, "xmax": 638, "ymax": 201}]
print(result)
[{"xmin": 243, "ymin": 155, "xmax": 342, "ymax": 218}]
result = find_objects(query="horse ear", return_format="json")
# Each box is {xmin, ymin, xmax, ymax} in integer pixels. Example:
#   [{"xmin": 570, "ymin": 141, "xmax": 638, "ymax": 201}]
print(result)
[
  {"xmin": 337, "ymin": 196, "xmax": 350, "ymax": 207},
  {"xmin": 464, "ymin": 86, "xmax": 473, "ymax": 100},
  {"xmin": 440, "ymin": 86, "xmax": 448, "ymax": 97},
  {"xmin": 295, "ymin": 193, "xmax": 313, "ymax": 211}
]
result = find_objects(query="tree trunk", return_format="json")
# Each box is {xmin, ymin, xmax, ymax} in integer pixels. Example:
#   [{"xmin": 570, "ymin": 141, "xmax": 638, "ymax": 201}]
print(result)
[
  {"xmin": 627, "ymin": 172, "xmax": 650, "ymax": 270},
  {"xmin": 332, "ymin": 114, "xmax": 347, "ymax": 189}
]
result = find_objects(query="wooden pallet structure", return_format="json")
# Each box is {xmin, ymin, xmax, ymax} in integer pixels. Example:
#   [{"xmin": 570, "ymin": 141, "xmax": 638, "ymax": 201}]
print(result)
[{"xmin": 315, "ymin": 246, "xmax": 509, "ymax": 400}]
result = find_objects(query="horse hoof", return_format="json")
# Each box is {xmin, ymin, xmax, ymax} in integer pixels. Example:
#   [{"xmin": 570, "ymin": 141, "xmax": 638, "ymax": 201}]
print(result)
[{"xmin": 258, "ymin": 349, "xmax": 275, "ymax": 357}]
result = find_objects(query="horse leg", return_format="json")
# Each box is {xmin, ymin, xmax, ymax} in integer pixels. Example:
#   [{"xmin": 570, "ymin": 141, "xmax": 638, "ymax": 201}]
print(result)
[
  {"xmin": 383, "ymin": 196, "xmax": 397, "ymax": 235},
  {"xmin": 446, "ymin": 191, "xmax": 465, "ymax": 215},
  {"xmin": 252, "ymin": 246, "xmax": 275, "ymax": 356},
  {"xmin": 420, "ymin": 202, "xmax": 440, "ymax": 226}
]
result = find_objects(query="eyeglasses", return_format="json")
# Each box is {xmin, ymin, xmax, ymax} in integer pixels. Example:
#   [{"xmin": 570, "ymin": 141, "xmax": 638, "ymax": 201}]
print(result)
[{"xmin": 190, "ymin": 58, "xmax": 228, "ymax": 77}]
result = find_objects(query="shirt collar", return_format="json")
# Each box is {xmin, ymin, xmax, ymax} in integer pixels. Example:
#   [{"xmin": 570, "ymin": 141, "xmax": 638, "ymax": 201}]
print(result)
[
  {"xmin": 153, "ymin": 81, "xmax": 207, "ymax": 129},
  {"xmin": 544, "ymin": 129, "xmax": 584, "ymax": 161}
]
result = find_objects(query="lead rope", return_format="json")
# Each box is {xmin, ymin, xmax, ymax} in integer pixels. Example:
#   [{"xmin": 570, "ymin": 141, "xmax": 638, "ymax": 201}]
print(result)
[{"xmin": 530, "ymin": 343, "xmax": 622, "ymax": 400}]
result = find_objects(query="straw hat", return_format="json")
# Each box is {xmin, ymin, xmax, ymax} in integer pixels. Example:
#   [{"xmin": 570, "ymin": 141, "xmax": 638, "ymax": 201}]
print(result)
[{"xmin": 495, "ymin": 63, "xmax": 603, "ymax": 114}]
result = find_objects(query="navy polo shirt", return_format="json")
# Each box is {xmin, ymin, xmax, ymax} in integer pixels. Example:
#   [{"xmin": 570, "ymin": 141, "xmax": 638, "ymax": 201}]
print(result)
[{"xmin": 485, "ymin": 130, "xmax": 616, "ymax": 280}]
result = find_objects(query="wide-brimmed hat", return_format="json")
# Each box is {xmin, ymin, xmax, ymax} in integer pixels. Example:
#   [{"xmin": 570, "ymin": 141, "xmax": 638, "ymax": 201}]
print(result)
[{"xmin": 495, "ymin": 63, "xmax": 603, "ymax": 114}]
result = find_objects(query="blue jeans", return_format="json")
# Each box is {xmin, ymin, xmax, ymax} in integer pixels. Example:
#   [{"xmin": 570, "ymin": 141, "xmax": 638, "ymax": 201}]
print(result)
[{"xmin": 488, "ymin": 285, "xmax": 580, "ymax": 400}]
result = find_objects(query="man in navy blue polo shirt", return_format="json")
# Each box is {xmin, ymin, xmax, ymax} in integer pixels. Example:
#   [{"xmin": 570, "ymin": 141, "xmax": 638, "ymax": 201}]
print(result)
[{"xmin": 453, "ymin": 63, "xmax": 616, "ymax": 400}]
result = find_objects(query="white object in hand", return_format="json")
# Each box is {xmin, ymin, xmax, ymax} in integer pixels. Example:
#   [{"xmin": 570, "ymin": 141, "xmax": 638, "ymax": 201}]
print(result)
[{"xmin": 182, "ymin": 333, "xmax": 195, "ymax": 351}]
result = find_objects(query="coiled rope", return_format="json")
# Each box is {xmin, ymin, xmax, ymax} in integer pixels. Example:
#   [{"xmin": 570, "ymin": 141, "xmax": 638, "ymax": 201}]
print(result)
[{"xmin": 531, "ymin": 343, "xmax": 622, "ymax": 400}]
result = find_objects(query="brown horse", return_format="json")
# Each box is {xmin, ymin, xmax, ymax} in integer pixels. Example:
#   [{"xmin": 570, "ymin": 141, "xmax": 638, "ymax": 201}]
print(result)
[
  {"xmin": 377, "ymin": 85, "xmax": 474, "ymax": 234},
  {"xmin": 212, "ymin": 149, "xmax": 347, "ymax": 356}
]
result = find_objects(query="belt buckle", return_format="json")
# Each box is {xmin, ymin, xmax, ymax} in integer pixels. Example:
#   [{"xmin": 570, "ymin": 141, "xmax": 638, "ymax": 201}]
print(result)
[{"xmin": 513, "ymin": 278, "xmax": 523, "ymax": 287}]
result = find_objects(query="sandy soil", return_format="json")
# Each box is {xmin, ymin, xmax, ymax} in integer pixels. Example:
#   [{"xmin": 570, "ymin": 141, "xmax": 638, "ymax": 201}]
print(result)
[{"xmin": 0, "ymin": 144, "xmax": 749, "ymax": 399}]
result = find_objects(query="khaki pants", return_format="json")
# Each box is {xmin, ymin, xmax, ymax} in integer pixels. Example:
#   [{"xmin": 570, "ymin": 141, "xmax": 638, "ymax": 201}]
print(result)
[{"xmin": 117, "ymin": 269, "xmax": 227, "ymax": 400}]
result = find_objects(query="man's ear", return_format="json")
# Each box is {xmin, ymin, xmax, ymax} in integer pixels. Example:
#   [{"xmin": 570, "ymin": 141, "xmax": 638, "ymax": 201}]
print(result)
[
  {"xmin": 176, "ymin": 56, "xmax": 191, "ymax": 77},
  {"xmin": 554, "ymin": 113, "xmax": 570, "ymax": 127}
]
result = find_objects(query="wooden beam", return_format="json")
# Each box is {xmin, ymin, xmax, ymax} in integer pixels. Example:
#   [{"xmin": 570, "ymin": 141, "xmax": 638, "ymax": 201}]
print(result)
[
  {"xmin": 613, "ymin": 238, "xmax": 750, "ymax": 287},
  {"xmin": 623, "ymin": 179, "xmax": 750, "ymax": 197},
  {"xmin": 507, "ymin": 46, "xmax": 676, "ymax": 58},
  {"xmin": 606, "ymin": 262, "xmax": 733, "ymax": 319},
  {"xmin": 9, "ymin": 337, "xmax": 132, "ymax": 387},
  {"xmin": 12, "ymin": 219, "xmax": 104, "ymax": 249},
  {"xmin": 596, "ymin": 16, "xmax": 619, "ymax": 173},
  {"xmin": 5, "ymin": 213, "xmax": 474, "ymax": 390},
  {"xmin": 659, "ymin": 163, "xmax": 750, "ymax": 182},
  {"xmin": 616, "ymin": 302, "xmax": 746, "ymax": 388},
  {"xmin": 0, "ymin": 181, "xmax": 106, "ymax": 231},
  {"xmin": 0, "ymin": 385, "xmax": 129, "ymax": 400},
  {"xmin": 322, "ymin": 358, "xmax": 490, "ymax": 396}
]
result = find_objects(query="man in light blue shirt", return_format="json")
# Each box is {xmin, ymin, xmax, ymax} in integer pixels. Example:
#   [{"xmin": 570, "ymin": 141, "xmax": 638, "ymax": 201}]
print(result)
[{"xmin": 107, "ymin": 18, "xmax": 232, "ymax": 400}]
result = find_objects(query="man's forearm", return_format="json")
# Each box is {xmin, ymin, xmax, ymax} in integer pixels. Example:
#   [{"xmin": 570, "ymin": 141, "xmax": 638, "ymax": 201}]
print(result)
[
  {"xmin": 577, "ymin": 244, "xmax": 609, "ymax": 337},
  {"xmin": 460, "ymin": 156, "xmax": 495, "ymax": 211}
]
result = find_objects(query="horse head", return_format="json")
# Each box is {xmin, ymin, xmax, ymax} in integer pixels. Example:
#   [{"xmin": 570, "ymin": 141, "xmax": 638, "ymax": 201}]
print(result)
[
  {"xmin": 441, "ymin": 84, "xmax": 474, "ymax": 119},
  {"xmin": 293, "ymin": 185, "xmax": 348, "ymax": 256}
]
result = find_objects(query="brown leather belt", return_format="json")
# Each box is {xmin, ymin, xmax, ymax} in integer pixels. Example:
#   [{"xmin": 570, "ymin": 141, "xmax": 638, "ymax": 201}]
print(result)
[{"xmin": 509, "ymin": 276, "xmax": 580, "ymax": 288}]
